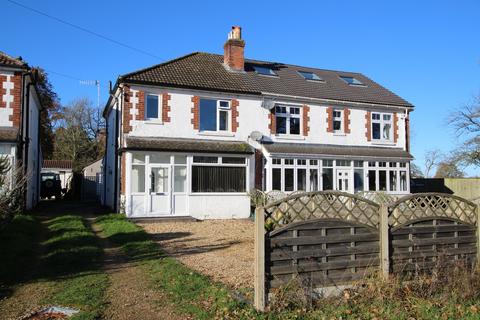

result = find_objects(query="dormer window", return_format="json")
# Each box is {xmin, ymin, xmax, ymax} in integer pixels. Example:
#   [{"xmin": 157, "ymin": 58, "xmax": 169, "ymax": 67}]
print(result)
[
  {"xmin": 199, "ymin": 98, "xmax": 231, "ymax": 132},
  {"xmin": 253, "ymin": 66, "xmax": 277, "ymax": 76},
  {"xmin": 275, "ymin": 105, "xmax": 300, "ymax": 135},
  {"xmin": 340, "ymin": 76, "xmax": 364, "ymax": 86},
  {"xmin": 298, "ymin": 71, "xmax": 323, "ymax": 81},
  {"xmin": 145, "ymin": 94, "xmax": 160, "ymax": 120}
]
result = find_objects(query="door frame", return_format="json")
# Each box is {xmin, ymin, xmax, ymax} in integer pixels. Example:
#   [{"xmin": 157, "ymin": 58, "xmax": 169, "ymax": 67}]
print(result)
[
  {"xmin": 335, "ymin": 168, "xmax": 352, "ymax": 193},
  {"xmin": 147, "ymin": 163, "xmax": 172, "ymax": 215}
]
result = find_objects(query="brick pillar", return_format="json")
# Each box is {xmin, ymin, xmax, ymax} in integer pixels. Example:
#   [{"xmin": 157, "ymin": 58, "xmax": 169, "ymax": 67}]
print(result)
[
  {"xmin": 393, "ymin": 112, "xmax": 399, "ymax": 143},
  {"xmin": 0, "ymin": 75, "xmax": 7, "ymax": 108},
  {"xmin": 123, "ymin": 86, "xmax": 133, "ymax": 133},
  {"xmin": 254, "ymin": 149, "xmax": 264, "ymax": 190},
  {"xmin": 191, "ymin": 96, "xmax": 199, "ymax": 129},
  {"xmin": 344, "ymin": 108, "xmax": 351, "ymax": 134},
  {"xmin": 137, "ymin": 91, "xmax": 145, "ymax": 120},
  {"xmin": 268, "ymin": 111, "xmax": 276, "ymax": 134},
  {"xmin": 326, "ymin": 107, "xmax": 333, "ymax": 132},
  {"xmin": 365, "ymin": 111, "xmax": 372, "ymax": 141},
  {"xmin": 302, "ymin": 104, "xmax": 310, "ymax": 136},
  {"xmin": 162, "ymin": 93, "xmax": 171, "ymax": 123},
  {"xmin": 231, "ymin": 99, "xmax": 239, "ymax": 132},
  {"xmin": 9, "ymin": 72, "xmax": 22, "ymax": 128}
]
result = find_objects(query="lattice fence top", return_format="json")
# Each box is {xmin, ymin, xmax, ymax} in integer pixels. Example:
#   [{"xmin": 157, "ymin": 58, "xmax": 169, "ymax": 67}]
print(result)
[
  {"xmin": 263, "ymin": 191, "xmax": 380, "ymax": 232},
  {"xmin": 388, "ymin": 193, "xmax": 478, "ymax": 228},
  {"xmin": 357, "ymin": 191, "xmax": 399, "ymax": 205}
]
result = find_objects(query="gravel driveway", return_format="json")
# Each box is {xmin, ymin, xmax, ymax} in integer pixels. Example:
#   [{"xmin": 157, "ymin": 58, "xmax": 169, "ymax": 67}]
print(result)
[{"xmin": 138, "ymin": 219, "xmax": 254, "ymax": 290}]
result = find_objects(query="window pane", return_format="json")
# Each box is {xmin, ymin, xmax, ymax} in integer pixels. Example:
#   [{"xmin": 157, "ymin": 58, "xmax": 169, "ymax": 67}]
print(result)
[
  {"xmin": 383, "ymin": 123, "xmax": 391, "ymax": 140},
  {"xmin": 322, "ymin": 168, "xmax": 333, "ymax": 190},
  {"xmin": 323, "ymin": 160, "xmax": 333, "ymax": 167},
  {"xmin": 284, "ymin": 168, "xmax": 294, "ymax": 191},
  {"xmin": 372, "ymin": 123, "xmax": 381, "ymax": 139},
  {"xmin": 297, "ymin": 169, "xmax": 306, "ymax": 191},
  {"xmin": 354, "ymin": 161, "xmax": 363, "ymax": 168},
  {"xmin": 368, "ymin": 170, "xmax": 376, "ymax": 191},
  {"xmin": 150, "ymin": 154, "xmax": 170, "ymax": 163},
  {"xmin": 174, "ymin": 166, "xmax": 187, "ymax": 192},
  {"xmin": 174, "ymin": 156, "xmax": 187, "ymax": 164},
  {"xmin": 193, "ymin": 156, "xmax": 218, "ymax": 163},
  {"xmin": 192, "ymin": 166, "xmax": 245, "ymax": 192},
  {"xmin": 296, "ymin": 159, "xmax": 306, "ymax": 166},
  {"xmin": 272, "ymin": 158, "xmax": 281, "ymax": 165},
  {"xmin": 133, "ymin": 153, "xmax": 146, "ymax": 164},
  {"xmin": 379, "ymin": 170, "xmax": 387, "ymax": 191},
  {"xmin": 276, "ymin": 116, "xmax": 287, "ymax": 134},
  {"xmin": 336, "ymin": 160, "xmax": 351, "ymax": 167},
  {"xmin": 400, "ymin": 171, "xmax": 407, "ymax": 191},
  {"xmin": 309, "ymin": 169, "xmax": 318, "ymax": 191},
  {"xmin": 146, "ymin": 95, "xmax": 159, "ymax": 119},
  {"xmin": 290, "ymin": 117, "xmax": 300, "ymax": 135},
  {"xmin": 222, "ymin": 157, "xmax": 245, "ymax": 164},
  {"xmin": 290, "ymin": 107, "xmax": 300, "ymax": 115},
  {"xmin": 333, "ymin": 120, "xmax": 342, "ymax": 131},
  {"xmin": 284, "ymin": 159, "xmax": 294, "ymax": 165},
  {"xmin": 272, "ymin": 168, "xmax": 281, "ymax": 190},
  {"xmin": 389, "ymin": 171, "xmax": 397, "ymax": 191},
  {"xmin": 132, "ymin": 165, "xmax": 145, "ymax": 193},
  {"xmin": 199, "ymin": 98, "xmax": 217, "ymax": 131},
  {"xmin": 219, "ymin": 110, "xmax": 228, "ymax": 131},
  {"xmin": 310, "ymin": 160, "xmax": 318, "ymax": 166},
  {"xmin": 354, "ymin": 169, "xmax": 364, "ymax": 193},
  {"xmin": 151, "ymin": 167, "xmax": 168, "ymax": 193}
]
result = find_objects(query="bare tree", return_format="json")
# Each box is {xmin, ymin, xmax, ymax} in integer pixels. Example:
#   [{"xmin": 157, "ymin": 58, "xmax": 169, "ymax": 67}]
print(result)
[
  {"xmin": 0, "ymin": 157, "xmax": 26, "ymax": 222},
  {"xmin": 424, "ymin": 149, "xmax": 443, "ymax": 178},
  {"xmin": 434, "ymin": 160, "xmax": 465, "ymax": 178},
  {"xmin": 410, "ymin": 162, "xmax": 424, "ymax": 178}
]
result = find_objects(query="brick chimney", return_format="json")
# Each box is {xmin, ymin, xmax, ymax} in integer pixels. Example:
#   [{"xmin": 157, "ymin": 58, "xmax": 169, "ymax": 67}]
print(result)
[{"xmin": 224, "ymin": 26, "xmax": 245, "ymax": 71}]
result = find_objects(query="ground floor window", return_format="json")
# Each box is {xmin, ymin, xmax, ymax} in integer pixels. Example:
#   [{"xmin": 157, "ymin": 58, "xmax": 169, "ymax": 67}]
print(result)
[{"xmin": 192, "ymin": 156, "xmax": 247, "ymax": 193}]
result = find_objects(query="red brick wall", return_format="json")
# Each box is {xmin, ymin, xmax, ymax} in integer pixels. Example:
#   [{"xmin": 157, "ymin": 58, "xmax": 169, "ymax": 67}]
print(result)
[
  {"xmin": 393, "ymin": 112, "xmax": 399, "ymax": 143},
  {"xmin": 231, "ymin": 99, "xmax": 239, "ymax": 132},
  {"xmin": 224, "ymin": 39, "xmax": 245, "ymax": 71},
  {"xmin": 137, "ymin": 91, "xmax": 145, "ymax": 120},
  {"xmin": 344, "ymin": 108, "xmax": 351, "ymax": 134},
  {"xmin": 268, "ymin": 111, "xmax": 276, "ymax": 134},
  {"xmin": 365, "ymin": 111, "xmax": 372, "ymax": 141},
  {"xmin": 162, "ymin": 93, "xmax": 171, "ymax": 123},
  {"xmin": 9, "ymin": 73, "xmax": 22, "ymax": 128},
  {"xmin": 123, "ymin": 86, "xmax": 132, "ymax": 133},
  {"xmin": 326, "ymin": 107, "xmax": 333, "ymax": 132},
  {"xmin": 191, "ymin": 96, "xmax": 199, "ymax": 129},
  {"xmin": 303, "ymin": 105, "xmax": 310, "ymax": 136},
  {"xmin": 254, "ymin": 149, "xmax": 264, "ymax": 190},
  {"xmin": 0, "ymin": 75, "xmax": 7, "ymax": 109}
]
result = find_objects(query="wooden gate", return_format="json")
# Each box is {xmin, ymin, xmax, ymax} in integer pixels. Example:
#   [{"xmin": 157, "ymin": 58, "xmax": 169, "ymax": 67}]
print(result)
[{"xmin": 388, "ymin": 193, "xmax": 478, "ymax": 274}]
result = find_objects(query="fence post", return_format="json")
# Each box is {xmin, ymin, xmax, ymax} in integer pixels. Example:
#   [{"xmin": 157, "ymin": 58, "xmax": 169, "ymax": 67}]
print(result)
[
  {"xmin": 254, "ymin": 206, "xmax": 266, "ymax": 311},
  {"xmin": 379, "ymin": 204, "xmax": 389, "ymax": 279},
  {"xmin": 477, "ymin": 205, "xmax": 480, "ymax": 264}
]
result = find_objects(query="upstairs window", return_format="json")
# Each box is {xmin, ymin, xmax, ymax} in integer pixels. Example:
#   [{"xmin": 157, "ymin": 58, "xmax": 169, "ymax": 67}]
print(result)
[
  {"xmin": 253, "ymin": 66, "xmax": 277, "ymax": 76},
  {"xmin": 199, "ymin": 99, "xmax": 231, "ymax": 132},
  {"xmin": 340, "ymin": 76, "xmax": 364, "ymax": 86},
  {"xmin": 298, "ymin": 71, "xmax": 323, "ymax": 81},
  {"xmin": 372, "ymin": 113, "xmax": 392, "ymax": 141},
  {"xmin": 333, "ymin": 109, "xmax": 344, "ymax": 133},
  {"xmin": 145, "ymin": 94, "xmax": 160, "ymax": 120},
  {"xmin": 275, "ymin": 105, "xmax": 301, "ymax": 135}
]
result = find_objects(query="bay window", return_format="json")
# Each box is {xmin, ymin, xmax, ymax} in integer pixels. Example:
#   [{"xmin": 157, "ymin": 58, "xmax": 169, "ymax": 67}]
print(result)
[
  {"xmin": 199, "ymin": 99, "xmax": 231, "ymax": 132},
  {"xmin": 192, "ymin": 156, "xmax": 246, "ymax": 193},
  {"xmin": 372, "ymin": 113, "xmax": 393, "ymax": 141},
  {"xmin": 275, "ymin": 106, "xmax": 301, "ymax": 135}
]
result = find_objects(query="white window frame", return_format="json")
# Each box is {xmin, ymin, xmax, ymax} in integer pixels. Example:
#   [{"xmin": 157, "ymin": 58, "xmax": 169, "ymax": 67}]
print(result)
[
  {"xmin": 371, "ymin": 112, "xmax": 393, "ymax": 142},
  {"xmin": 199, "ymin": 98, "xmax": 232, "ymax": 133},
  {"xmin": 145, "ymin": 93, "xmax": 161, "ymax": 121},
  {"xmin": 275, "ymin": 105, "xmax": 302, "ymax": 136},
  {"xmin": 332, "ymin": 109, "xmax": 344, "ymax": 134},
  {"xmin": 366, "ymin": 161, "xmax": 409, "ymax": 194}
]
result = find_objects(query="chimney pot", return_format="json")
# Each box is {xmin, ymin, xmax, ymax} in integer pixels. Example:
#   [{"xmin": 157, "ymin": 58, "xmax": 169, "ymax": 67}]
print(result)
[{"xmin": 224, "ymin": 26, "xmax": 245, "ymax": 71}]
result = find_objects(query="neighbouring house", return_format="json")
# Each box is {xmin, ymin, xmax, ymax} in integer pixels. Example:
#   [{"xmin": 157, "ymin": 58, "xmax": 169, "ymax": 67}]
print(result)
[
  {"xmin": 103, "ymin": 26, "xmax": 413, "ymax": 219},
  {"xmin": 81, "ymin": 158, "xmax": 103, "ymax": 201},
  {"xmin": 0, "ymin": 51, "xmax": 43, "ymax": 210},
  {"xmin": 42, "ymin": 160, "xmax": 73, "ymax": 190}
]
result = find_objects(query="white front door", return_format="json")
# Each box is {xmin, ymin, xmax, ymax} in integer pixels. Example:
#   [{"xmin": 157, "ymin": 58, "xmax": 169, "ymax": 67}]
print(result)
[
  {"xmin": 336, "ymin": 169, "xmax": 351, "ymax": 193},
  {"xmin": 148, "ymin": 165, "xmax": 171, "ymax": 215}
]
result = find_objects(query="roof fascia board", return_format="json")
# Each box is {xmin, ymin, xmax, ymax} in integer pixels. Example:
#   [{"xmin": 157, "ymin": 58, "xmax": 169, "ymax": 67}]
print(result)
[{"xmin": 266, "ymin": 151, "xmax": 413, "ymax": 161}]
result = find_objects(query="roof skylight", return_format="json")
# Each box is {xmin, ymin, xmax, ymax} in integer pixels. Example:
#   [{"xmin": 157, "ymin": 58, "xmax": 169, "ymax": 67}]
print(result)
[
  {"xmin": 253, "ymin": 66, "xmax": 277, "ymax": 76},
  {"xmin": 298, "ymin": 71, "xmax": 323, "ymax": 81},
  {"xmin": 340, "ymin": 76, "xmax": 364, "ymax": 86}
]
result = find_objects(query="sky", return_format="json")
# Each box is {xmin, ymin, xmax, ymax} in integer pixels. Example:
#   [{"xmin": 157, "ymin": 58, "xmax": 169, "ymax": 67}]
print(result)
[{"xmin": 2, "ymin": 0, "xmax": 480, "ymax": 175}]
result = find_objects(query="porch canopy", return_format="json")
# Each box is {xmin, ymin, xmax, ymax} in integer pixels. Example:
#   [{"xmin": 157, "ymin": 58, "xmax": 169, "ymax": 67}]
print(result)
[
  {"xmin": 124, "ymin": 136, "xmax": 254, "ymax": 154},
  {"xmin": 262, "ymin": 142, "xmax": 413, "ymax": 160},
  {"xmin": 0, "ymin": 127, "xmax": 19, "ymax": 142}
]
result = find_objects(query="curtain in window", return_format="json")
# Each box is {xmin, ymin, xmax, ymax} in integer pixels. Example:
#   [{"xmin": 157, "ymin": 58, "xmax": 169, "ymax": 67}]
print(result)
[{"xmin": 192, "ymin": 166, "xmax": 246, "ymax": 192}]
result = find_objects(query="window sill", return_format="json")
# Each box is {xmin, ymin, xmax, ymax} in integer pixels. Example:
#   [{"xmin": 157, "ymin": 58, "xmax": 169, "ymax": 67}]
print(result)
[
  {"xmin": 371, "ymin": 140, "xmax": 396, "ymax": 146},
  {"xmin": 333, "ymin": 132, "xmax": 346, "ymax": 136},
  {"xmin": 142, "ymin": 120, "xmax": 164, "ymax": 125},
  {"xmin": 197, "ymin": 131, "xmax": 235, "ymax": 137},
  {"xmin": 274, "ymin": 135, "xmax": 305, "ymax": 141}
]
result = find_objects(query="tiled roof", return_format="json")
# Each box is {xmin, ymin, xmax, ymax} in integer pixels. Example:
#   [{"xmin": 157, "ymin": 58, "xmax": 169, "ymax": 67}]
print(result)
[
  {"xmin": 263, "ymin": 142, "xmax": 413, "ymax": 159},
  {"xmin": 121, "ymin": 52, "xmax": 413, "ymax": 108},
  {"xmin": 43, "ymin": 160, "xmax": 73, "ymax": 170},
  {"xmin": 125, "ymin": 136, "xmax": 254, "ymax": 154},
  {"xmin": 0, "ymin": 51, "xmax": 28, "ymax": 69},
  {"xmin": 0, "ymin": 127, "xmax": 19, "ymax": 142}
]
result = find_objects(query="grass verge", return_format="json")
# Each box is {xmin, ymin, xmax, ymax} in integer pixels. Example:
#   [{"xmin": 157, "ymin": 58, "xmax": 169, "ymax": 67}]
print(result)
[{"xmin": 41, "ymin": 215, "xmax": 108, "ymax": 320}]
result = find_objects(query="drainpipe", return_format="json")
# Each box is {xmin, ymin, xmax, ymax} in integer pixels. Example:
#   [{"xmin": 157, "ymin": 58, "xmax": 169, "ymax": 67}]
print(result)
[{"xmin": 113, "ymin": 87, "xmax": 123, "ymax": 212}]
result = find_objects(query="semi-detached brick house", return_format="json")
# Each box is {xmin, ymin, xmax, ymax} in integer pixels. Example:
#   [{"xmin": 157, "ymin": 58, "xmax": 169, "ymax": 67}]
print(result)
[
  {"xmin": 102, "ymin": 26, "xmax": 413, "ymax": 218},
  {"xmin": 0, "ymin": 51, "xmax": 42, "ymax": 209}
]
